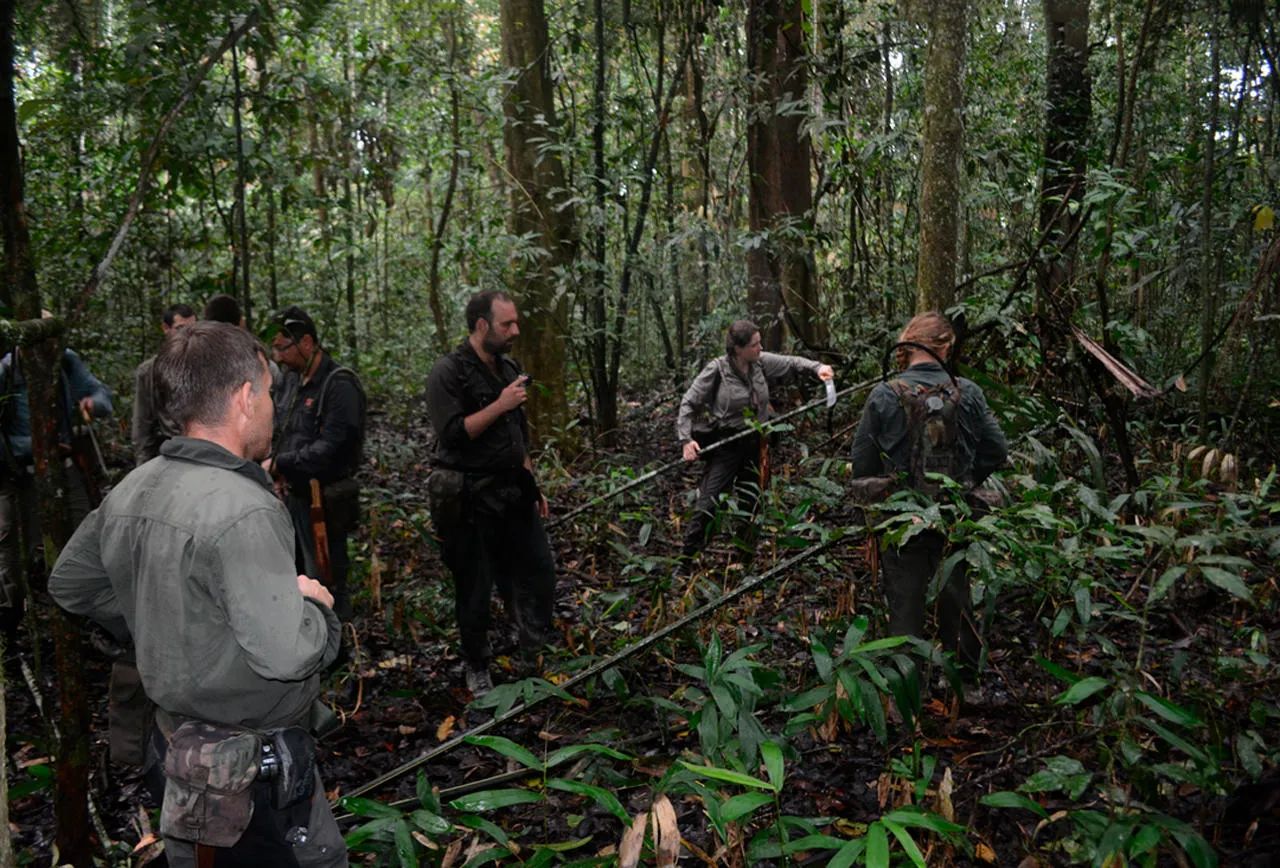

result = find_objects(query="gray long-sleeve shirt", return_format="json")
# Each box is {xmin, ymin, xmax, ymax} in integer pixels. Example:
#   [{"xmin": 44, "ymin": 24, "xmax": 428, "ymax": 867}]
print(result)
[
  {"xmin": 850, "ymin": 362, "xmax": 1007, "ymax": 486},
  {"xmin": 50, "ymin": 436, "xmax": 340, "ymax": 730},
  {"xmin": 676, "ymin": 351, "xmax": 822, "ymax": 443}
]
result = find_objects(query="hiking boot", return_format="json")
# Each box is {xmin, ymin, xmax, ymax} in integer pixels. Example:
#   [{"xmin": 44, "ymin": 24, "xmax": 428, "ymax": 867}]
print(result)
[{"xmin": 465, "ymin": 665, "xmax": 493, "ymax": 699}]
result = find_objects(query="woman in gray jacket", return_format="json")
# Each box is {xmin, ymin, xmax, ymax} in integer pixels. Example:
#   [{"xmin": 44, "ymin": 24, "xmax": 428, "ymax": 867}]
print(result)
[{"xmin": 676, "ymin": 320, "xmax": 833, "ymax": 560}]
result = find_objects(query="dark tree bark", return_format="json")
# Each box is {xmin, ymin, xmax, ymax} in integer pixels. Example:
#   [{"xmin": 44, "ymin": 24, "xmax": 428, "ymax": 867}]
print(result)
[
  {"xmin": 500, "ymin": 0, "xmax": 578, "ymax": 441},
  {"xmin": 230, "ymin": 36, "xmax": 252, "ymax": 329},
  {"xmin": 746, "ymin": 0, "xmax": 823, "ymax": 350},
  {"xmin": 915, "ymin": 0, "xmax": 967, "ymax": 314},
  {"xmin": 1, "ymin": 4, "xmax": 89, "ymax": 861},
  {"xmin": 1039, "ymin": 0, "xmax": 1091, "ymax": 305}
]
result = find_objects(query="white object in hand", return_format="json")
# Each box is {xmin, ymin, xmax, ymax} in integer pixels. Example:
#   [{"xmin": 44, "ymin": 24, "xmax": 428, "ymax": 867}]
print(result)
[{"xmin": 825, "ymin": 379, "xmax": 837, "ymax": 408}]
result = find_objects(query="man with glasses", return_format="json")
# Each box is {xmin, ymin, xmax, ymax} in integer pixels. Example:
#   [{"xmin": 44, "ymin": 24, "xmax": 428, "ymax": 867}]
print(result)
[{"xmin": 266, "ymin": 306, "xmax": 365, "ymax": 621}]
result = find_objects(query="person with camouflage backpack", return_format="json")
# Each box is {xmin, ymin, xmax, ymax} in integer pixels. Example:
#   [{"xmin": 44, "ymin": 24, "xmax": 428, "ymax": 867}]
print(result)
[{"xmin": 849, "ymin": 312, "xmax": 1007, "ymax": 700}]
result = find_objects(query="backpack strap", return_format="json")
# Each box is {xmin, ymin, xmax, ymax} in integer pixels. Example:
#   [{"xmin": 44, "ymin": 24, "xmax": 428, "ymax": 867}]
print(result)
[{"xmin": 317, "ymin": 366, "xmax": 367, "ymax": 475}]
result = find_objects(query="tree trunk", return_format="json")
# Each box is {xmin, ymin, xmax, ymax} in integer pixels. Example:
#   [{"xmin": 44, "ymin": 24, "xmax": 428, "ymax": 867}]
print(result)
[
  {"xmin": 230, "ymin": 37, "xmax": 252, "ymax": 330},
  {"xmin": 746, "ymin": 0, "xmax": 822, "ymax": 350},
  {"xmin": 427, "ymin": 12, "xmax": 464, "ymax": 355},
  {"xmin": 915, "ymin": 0, "xmax": 967, "ymax": 314},
  {"xmin": 500, "ymin": 0, "xmax": 578, "ymax": 442},
  {"xmin": 1, "ymin": 5, "xmax": 90, "ymax": 861},
  {"xmin": 1197, "ymin": 21, "xmax": 1220, "ymax": 441},
  {"xmin": 1039, "ymin": 0, "xmax": 1091, "ymax": 305}
]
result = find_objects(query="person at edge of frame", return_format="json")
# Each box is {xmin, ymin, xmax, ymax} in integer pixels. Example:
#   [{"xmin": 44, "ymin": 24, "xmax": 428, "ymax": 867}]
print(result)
[
  {"xmin": 848, "ymin": 311, "xmax": 1008, "ymax": 705},
  {"xmin": 48, "ymin": 321, "xmax": 347, "ymax": 867},
  {"xmin": 132, "ymin": 302, "xmax": 197, "ymax": 466},
  {"xmin": 675, "ymin": 319, "xmax": 834, "ymax": 566},
  {"xmin": 424, "ymin": 290, "xmax": 556, "ymax": 699},
  {"xmin": 265, "ymin": 306, "xmax": 366, "ymax": 623},
  {"xmin": 0, "ymin": 313, "xmax": 114, "ymax": 641}
]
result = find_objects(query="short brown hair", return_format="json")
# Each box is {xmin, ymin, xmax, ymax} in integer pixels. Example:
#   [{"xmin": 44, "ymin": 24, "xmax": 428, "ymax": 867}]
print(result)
[
  {"xmin": 725, "ymin": 320, "xmax": 760, "ymax": 357},
  {"xmin": 895, "ymin": 312, "xmax": 955, "ymax": 369},
  {"xmin": 154, "ymin": 322, "xmax": 268, "ymax": 431}
]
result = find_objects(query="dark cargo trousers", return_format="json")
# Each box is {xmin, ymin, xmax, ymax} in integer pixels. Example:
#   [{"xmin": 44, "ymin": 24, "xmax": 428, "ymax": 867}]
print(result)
[
  {"xmin": 286, "ymin": 493, "xmax": 352, "ymax": 621},
  {"xmin": 682, "ymin": 433, "xmax": 761, "ymax": 557},
  {"xmin": 435, "ymin": 500, "xmax": 556, "ymax": 669},
  {"xmin": 880, "ymin": 529, "xmax": 982, "ymax": 676}
]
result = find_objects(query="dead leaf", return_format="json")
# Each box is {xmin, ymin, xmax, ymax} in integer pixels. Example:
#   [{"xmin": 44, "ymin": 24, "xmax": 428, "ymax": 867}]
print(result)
[
  {"xmin": 1015, "ymin": 855, "xmax": 1041, "ymax": 868},
  {"xmin": 131, "ymin": 834, "xmax": 159, "ymax": 853},
  {"xmin": 412, "ymin": 830, "xmax": 437, "ymax": 849},
  {"xmin": 652, "ymin": 794, "xmax": 681, "ymax": 867},
  {"xmin": 398, "ymin": 725, "xmax": 417, "ymax": 736},
  {"xmin": 976, "ymin": 841, "xmax": 997, "ymax": 863},
  {"xmin": 437, "ymin": 716, "xmax": 456, "ymax": 741},
  {"xmin": 619, "ymin": 811, "xmax": 649, "ymax": 868},
  {"xmin": 440, "ymin": 837, "xmax": 464, "ymax": 868},
  {"xmin": 935, "ymin": 767, "xmax": 954, "ymax": 822}
]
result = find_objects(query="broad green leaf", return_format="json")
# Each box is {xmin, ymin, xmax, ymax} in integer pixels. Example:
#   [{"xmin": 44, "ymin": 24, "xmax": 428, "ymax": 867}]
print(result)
[
  {"xmin": 545, "ymin": 743, "xmax": 635, "ymax": 768},
  {"xmin": 1149, "ymin": 566, "xmax": 1187, "ymax": 603},
  {"xmin": 782, "ymin": 833, "xmax": 847, "ymax": 854},
  {"xmin": 679, "ymin": 761, "xmax": 773, "ymax": 790},
  {"xmin": 547, "ymin": 778, "xmax": 629, "ymax": 824},
  {"xmin": 979, "ymin": 791, "xmax": 1050, "ymax": 819},
  {"xmin": 416, "ymin": 769, "xmax": 440, "ymax": 813},
  {"xmin": 1134, "ymin": 692, "xmax": 1202, "ymax": 728},
  {"xmin": 882, "ymin": 819, "xmax": 927, "ymax": 868},
  {"xmin": 449, "ymin": 789, "xmax": 543, "ymax": 812},
  {"xmin": 880, "ymin": 807, "xmax": 966, "ymax": 835},
  {"xmin": 760, "ymin": 741, "xmax": 785, "ymax": 792},
  {"xmin": 722, "ymin": 791, "xmax": 774, "ymax": 822},
  {"xmin": 1199, "ymin": 566, "xmax": 1253, "ymax": 602},
  {"xmin": 532, "ymin": 837, "xmax": 594, "ymax": 853},
  {"xmin": 393, "ymin": 819, "xmax": 416, "ymax": 868},
  {"xmin": 344, "ymin": 816, "xmax": 399, "ymax": 849},
  {"xmin": 340, "ymin": 797, "xmax": 402, "ymax": 819},
  {"xmin": 466, "ymin": 735, "xmax": 544, "ymax": 771},
  {"xmin": 865, "ymin": 821, "xmax": 890, "ymax": 868},
  {"xmin": 1140, "ymin": 718, "xmax": 1210, "ymax": 765},
  {"xmin": 461, "ymin": 847, "xmax": 513, "ymax": 868},
  {"xmin": 456, "ymin": 814, "xmax": 511, "ymax": 845},
  {"xmin": 1055, "ymin": 676, "xmax": 1110, "ymax": 705},
  {"xmin": 1034, "ymin": 656, "xmax": 1081, "ymax": 685},
  {"xmin": 827, "ymin": 838, "xmax": 867, "ymax": 868},
  {"xmin": 410, "ymin": 809, "xmax": 452, "ymax": 836}
]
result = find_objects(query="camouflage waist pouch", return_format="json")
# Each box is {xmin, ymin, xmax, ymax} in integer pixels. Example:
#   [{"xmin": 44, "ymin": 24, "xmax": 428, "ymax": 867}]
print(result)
[{"xmin": 161, "ymin": 721, "xmax": 261, "ymax": 847}]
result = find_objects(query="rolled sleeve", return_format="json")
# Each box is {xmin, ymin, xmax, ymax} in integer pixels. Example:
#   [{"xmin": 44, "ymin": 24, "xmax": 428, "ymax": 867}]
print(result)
[{"xmin": 212, "ymin": 509, "xmax": 337, "ymax": 681}]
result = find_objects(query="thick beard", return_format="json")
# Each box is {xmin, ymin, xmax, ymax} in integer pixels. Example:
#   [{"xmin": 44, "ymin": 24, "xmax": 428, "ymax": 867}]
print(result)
[{"xmin": 483, "ymin": 333, "xmax": 513, "ymax": 356}]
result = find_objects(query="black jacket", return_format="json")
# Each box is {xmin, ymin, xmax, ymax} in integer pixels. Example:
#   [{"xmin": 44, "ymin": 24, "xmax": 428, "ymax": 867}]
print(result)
[
  {"xmin": 425, "ymin": 341, "xmax": 528, "ymax": 473},
  {"xmin": 850, "ymin": 362, "xmax": 1007, "ymax": 486},
  {"xmin": 275, "ymin": 355, "xmax": 365, "ymax": 489}
]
